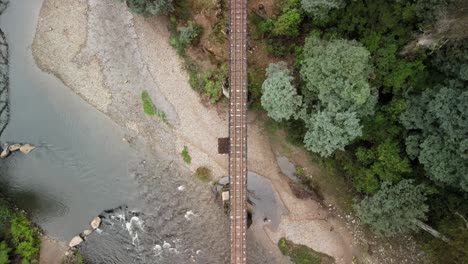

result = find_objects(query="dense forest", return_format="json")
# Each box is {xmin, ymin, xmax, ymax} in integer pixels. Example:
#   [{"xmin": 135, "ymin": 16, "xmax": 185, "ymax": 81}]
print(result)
[{"xmin": 125, "ymin": 0, "xmax": 468, "ymax": 262}]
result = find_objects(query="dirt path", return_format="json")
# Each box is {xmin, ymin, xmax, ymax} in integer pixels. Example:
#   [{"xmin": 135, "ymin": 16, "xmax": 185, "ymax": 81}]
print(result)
[
  {"xmin": 39, "ymin": 236, "xmax": 68, "ymax": 264},
  {"xmin": 32, "ymin": 0, "xmax": 359, "ymax": 263}
]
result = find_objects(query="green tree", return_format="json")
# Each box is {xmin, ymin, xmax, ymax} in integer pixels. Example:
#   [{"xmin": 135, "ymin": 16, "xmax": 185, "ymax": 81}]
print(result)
[
  {"xmin": 261, "ymin": 62, "xmax": 302, "ymax": 122},
  {"xmin": 401, "ymin": 82, "xmax": 468, "ymax": 192},
  {"xmin": 272, "ymin": 8, "xmax": 303, "ymax": 37},
  {"xmin": 355, "ymin": 180, "xmax": 429, "ymax": 237},
  {"xmin": 124, "ymin": 0, "xmax": 174, "ymax": 16},
  {"xmin": 299, "ymin": 32, "xmax": 376, "ymax": 156},
  {"xmin": 353, "ymin": 139, "xmax": 412, "ymax": 193},
  {"xmin": 303, "ymin": 110, "xmax": 362, "ymax": 157},
  {"xmin": 178, "ymin": 21, "xmax": 203, "ymax": 47},
  {"xmin": 301, "ymin": 0, "xmax": 344, "ymax": 21}
]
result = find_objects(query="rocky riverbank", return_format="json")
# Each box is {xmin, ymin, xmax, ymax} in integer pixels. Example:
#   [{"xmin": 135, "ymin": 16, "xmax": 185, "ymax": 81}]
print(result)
[{"xmin": 31, "ymin": 0, "xmax": 367, "ymax": 263}]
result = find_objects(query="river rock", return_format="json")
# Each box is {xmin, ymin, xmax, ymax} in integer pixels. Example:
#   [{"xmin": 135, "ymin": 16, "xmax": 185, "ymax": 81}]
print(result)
[
  {"xmin": 82, "ymin": 229, "xmax": 93, "ymax": 237},
  {"xmin": 0, "ymin": 147, "xmax": 9, "ymax": 158},
  {"xmin": 68, "ymin": 236, "xmax": 83, "ymax": 247},
  {"xmin": 90, "ymin": 216, "xmax": 101, "ymax": 230},
  {"xmin": 9, "ymin": 144, "xmax": 22, "ymax": 151},
  {"xmin": 19, "ymin": 144, "xmax": 35, "ymax": 154}
]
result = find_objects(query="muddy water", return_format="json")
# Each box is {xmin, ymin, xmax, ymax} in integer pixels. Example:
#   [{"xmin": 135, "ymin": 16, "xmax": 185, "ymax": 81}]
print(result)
[{"xmin": 0, "ymin": 1, "xmax": 281, "ymax": 263}]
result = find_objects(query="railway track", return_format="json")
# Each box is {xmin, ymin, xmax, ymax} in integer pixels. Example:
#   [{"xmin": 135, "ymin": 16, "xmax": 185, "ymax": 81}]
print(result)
[{"xmin": 228, "ymin": 0, "xmax": 247, "ymax": 262}]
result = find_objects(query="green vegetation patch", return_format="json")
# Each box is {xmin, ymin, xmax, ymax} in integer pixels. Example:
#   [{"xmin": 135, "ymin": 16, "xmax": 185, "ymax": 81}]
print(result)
[
  {"xmin": 195, "ymin": 166, "xmax": 212, "ymax": 182},
  {"xmin": 141, "ymin": 91, "xmax": 168, "ymax": 123},
  {"xmin": 0, "ymin": 199, "xmax": 41, "ymax": 263},
  {"xmin": 181, "ymin": 146, "xmax": 191, "ymax": 164},
  {"xmin": 278, "ymin": 237, "xmax": 334, "ymax": 264}
]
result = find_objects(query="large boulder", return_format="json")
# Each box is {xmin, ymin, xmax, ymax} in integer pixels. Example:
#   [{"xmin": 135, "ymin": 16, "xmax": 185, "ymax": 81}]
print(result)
[
  {"xmin": 68, "ymin": 236, "xmax": 83, "ymax": 248},
  {"xmin": 19, "ymin": 144, "xmax": 35, "ymax": 154},
  {"xmin": 90, "ymin": 216, "xmax": 101, "ymax": 230},
  {"xmin": 9, "ymin": 144, "xmax": 22, "ymax": 151}
]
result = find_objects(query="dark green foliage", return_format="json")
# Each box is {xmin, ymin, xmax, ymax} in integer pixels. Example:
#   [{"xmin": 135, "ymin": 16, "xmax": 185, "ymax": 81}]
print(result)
[
  {"xmin": 423, "ymin": 217, "xmax": 468, "ymax": 264},
  {"xmin": 124, "ymin": 0, "xmax": 174, "ymax": 16},
  {"xmin": 355, "ymin": 180, "xmax": 429, "ymax": 237},
  {"xmin": 329, "ymin": 0, "xmax": 425, "ymax": 95},
  {"xmin": 272, "ymin": 8, "xmax": 303, "ymax": 37},
  {"xmin": 431, "ymin": 40, "xmax": 468, "ymax": 81},
  {"xmin": 353, "ymin": 139, "xmax": 412, "ymax": 194},
  {"xmin": 401, "ymin": 81, "xmax": 468, "ymax": 192},
  {"xmin": 278, "ymin": 237, "xmax": 334, "ymax": 264}
]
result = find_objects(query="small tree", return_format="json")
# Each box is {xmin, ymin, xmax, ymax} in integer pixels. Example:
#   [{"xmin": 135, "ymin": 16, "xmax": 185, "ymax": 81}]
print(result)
[
  {"xmin": 355, "ymin": 180, "xmax": 429, "ymax": 237},
  {"xmin": 178, "ymin": 21, "xmax": 203, "ymax": 47},
  {"xmin": 261, "ymin": 62, "xmax": 302, "ymax": 122}
]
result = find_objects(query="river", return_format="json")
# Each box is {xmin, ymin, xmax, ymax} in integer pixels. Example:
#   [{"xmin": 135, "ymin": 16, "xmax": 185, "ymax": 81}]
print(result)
[{"xmin": 0, "ymin": 1, "xmax": 280, "ymax": 263}]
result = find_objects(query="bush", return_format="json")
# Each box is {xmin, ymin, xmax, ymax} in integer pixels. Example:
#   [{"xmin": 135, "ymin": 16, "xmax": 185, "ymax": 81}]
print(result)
[
  {"xmin": 178, "ymin": 21, "xmax": 203, "ymax": 47},
  {"xmin": 181, "ymin": 146, "xmax": 191, "ymax": 164},
  {"xmin": 10, "ymin": 214, "xmax": 40, "ymax": 262},
  {"xmin": 195, "ymin": 166, "xmax": 212, "ymax": 182},
  {"xmin": 0, "ymin": 241, "xmax": 11, "ymax": 264},
  {"xmin": 278, "ymin": 237, "xmax": 334, "ymax": 264}
]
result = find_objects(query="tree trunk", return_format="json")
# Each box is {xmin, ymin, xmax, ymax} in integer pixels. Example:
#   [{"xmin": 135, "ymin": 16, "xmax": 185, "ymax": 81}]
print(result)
[{"xmin": 415, "ymin": 220, "xmax": 450, "ymax": 242}]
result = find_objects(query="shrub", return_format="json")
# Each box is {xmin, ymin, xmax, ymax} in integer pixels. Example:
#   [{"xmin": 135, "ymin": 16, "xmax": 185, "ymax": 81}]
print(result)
[
  {"xmin": 0, "ymin": 241, "xmax": 11, "ymax": 264},
  {"xmin": 181, "ymin": 146, "xmax": 191, "ymax": 164},
  {"xmin": 178, "ymin": 21, "xmax": 203, "ymax": 47},
  {"xmin": 278, "ymin": 237, "xmax": 334, "ymax": 264},
  {"xmin": 195, "ymin": 166, "xmax": 212, "ymax": 182},
  {"xmin": 10, "ymin": 214, "xmax": 40, "ymax": 262}
]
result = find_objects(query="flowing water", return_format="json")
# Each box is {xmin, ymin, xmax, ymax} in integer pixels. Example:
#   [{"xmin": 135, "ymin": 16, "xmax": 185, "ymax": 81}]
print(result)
[{"xmin": 0, "ymin": 1, "xmax": 281, "ymax": 263}]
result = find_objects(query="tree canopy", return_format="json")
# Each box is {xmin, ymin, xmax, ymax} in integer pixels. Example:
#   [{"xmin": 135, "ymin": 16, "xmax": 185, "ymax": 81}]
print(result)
[
  {"xmin": 401, "ymin": 81, "xmax": 468, "ymax": 192},
  {"xmin": 261, "ymin": 62, "xmax": 302, "ymax": 122},
  {"xmin": 299, "ymin": 33, "xmax": 376, "ymax": 156},
  {"xmin": 355, "ymin": 180, "xmax": 429, "ymax": 237}
]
